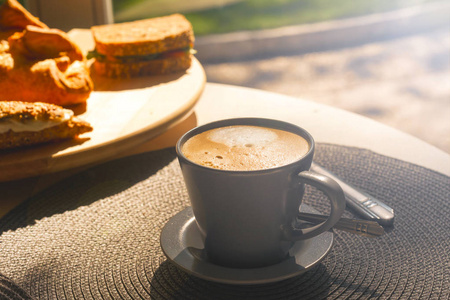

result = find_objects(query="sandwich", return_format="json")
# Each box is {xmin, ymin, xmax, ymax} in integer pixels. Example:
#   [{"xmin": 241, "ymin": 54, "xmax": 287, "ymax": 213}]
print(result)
[
  {"xmin": 0, "ymin": 0, "xmax": 94, "ymax": 106},
  {"xmin": 0, "ymin": 101, "xmax": 92, "ymax": 150},
  {"xmin": 89, "ymin": 14, "xmax": 195, "ymax": 78}
]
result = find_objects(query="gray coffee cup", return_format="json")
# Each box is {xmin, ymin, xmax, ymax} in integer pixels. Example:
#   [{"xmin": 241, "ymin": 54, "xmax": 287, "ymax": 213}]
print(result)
[{"xmin": 176, "ymin": 118, "xmax": 346, "ymax": 268}]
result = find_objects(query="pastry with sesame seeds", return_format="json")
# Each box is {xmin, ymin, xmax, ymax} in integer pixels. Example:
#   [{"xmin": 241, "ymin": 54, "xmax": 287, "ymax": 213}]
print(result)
[{"xmin": 0, "ymin": 101, "xmax": 92, "ymax": 150}]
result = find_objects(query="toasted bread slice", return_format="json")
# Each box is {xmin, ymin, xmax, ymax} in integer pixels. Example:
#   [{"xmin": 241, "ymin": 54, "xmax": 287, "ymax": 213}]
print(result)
[
  {"xmin": 93, "ymin": 51, "xmax": 192, "ymax": 78},
  {"xmin": 0, "ymin": 101, "xmax": 92, "ymax": 150},
  {"xmin": 91, "ymin": 14, "xmax": 194, "ymax": 57}
]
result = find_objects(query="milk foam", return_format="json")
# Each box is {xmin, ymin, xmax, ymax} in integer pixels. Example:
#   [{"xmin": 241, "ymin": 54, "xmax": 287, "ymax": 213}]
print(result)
[
  {"xmin": 208, "ymin": 126, "xmax": 277, "ymax": 148},
  {"xmin": 182, "ymin": 125, "xmax": 310, "ymax": 171}
]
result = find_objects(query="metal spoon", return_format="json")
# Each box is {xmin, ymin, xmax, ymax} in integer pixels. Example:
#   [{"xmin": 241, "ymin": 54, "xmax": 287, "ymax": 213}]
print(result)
[{"xmin": 298, "ymin": 212, "xmax": 385, "ymax": 238}]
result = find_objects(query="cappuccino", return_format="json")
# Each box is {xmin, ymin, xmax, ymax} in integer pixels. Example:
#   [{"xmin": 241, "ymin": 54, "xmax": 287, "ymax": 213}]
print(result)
[{"xmin": 181, "ymin": 125, "xmax": 309, "ymax": 171}]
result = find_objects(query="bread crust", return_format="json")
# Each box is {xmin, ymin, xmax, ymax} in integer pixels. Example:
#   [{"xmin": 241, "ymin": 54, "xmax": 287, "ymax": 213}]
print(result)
[
  {"xmin": 0, "ymin": 101, "xmax": 92, "ymax": 150},
  {"xmin": 1, "ymin": 100, "xmax": 70, "ymax": 120},
  {"xmin": 91, "ymin": 14, "xmax": 194, "ymax": 57},
  {"xmin": 93, "ymin": 52, "xmax": 192, "ymax": 78}
]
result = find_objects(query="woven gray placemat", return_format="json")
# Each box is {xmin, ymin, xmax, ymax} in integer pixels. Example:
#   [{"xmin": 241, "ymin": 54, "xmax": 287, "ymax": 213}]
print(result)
[{"xmin": 0, "ymin": 144, "xmax": 449, "ymax": 299}]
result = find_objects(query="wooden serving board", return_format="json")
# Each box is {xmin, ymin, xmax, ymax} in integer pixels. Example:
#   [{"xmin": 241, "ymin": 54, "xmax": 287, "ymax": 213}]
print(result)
[{"xmin": 0, "ymin": 30, "xmax": 206, "ymax": 182}]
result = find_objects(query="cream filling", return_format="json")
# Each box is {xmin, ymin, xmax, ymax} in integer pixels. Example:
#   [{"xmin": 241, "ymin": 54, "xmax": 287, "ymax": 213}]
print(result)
[{"xmin": 0, "ymin": 110, "xmax": 73, "ymax": 133}]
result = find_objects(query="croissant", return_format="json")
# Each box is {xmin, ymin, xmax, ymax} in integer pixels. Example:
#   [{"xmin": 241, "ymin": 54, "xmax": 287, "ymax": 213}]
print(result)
[
  {"xmin": 0, "ymin": 0, "xmax": 93, "ymax": 106},
  {"xmin": 0, "ymin": 0, "xmax": 48, "ymax": 30}
]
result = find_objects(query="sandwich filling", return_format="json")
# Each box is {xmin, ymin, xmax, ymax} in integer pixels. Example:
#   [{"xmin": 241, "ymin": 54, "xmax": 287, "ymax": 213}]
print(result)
[
  {"xmin": 87, "ymin": 47, "xmax": 195, "ymax": 63},
  {"xmin": 0, "ymin": 108, "xmax": 73, "ymax": 133}
]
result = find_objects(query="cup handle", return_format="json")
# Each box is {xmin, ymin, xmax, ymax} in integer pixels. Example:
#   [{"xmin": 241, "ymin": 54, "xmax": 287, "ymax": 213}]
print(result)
[{"xmin": 283, "ymin": 170, "xmax": 346, "ymax": 240}]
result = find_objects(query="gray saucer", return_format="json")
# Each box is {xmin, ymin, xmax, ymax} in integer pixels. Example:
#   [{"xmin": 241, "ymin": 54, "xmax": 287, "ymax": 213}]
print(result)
[{"xmin": 160, "ymin": 206, "xmax": 334, "ymax": 285}]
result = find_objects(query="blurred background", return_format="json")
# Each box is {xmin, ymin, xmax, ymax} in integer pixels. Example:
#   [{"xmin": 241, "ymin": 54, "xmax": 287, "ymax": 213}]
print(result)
[{"xmin": 23, "ymin": 0, "xmax": 450, "ymax": 153}]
